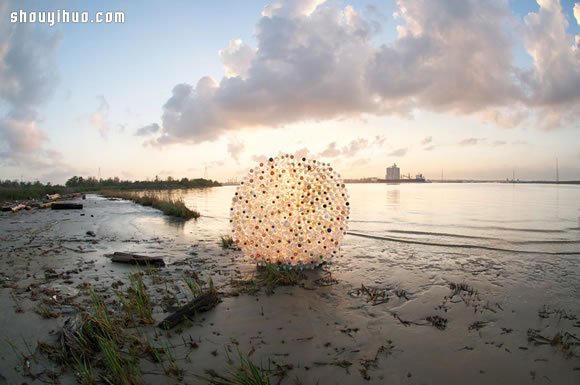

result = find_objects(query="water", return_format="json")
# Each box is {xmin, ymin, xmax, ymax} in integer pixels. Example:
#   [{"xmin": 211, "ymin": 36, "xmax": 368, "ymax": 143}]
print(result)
[
  {"xmin": 176, "ymin": 183, "xmax": 580, "ymax": 254},
  {"xmin": 346, "ymin": 183, "xmax": 580, "ymax": 255},
  {"xmin": 170, "ymin": 182, "xmax": 580, "ymax": 299}
]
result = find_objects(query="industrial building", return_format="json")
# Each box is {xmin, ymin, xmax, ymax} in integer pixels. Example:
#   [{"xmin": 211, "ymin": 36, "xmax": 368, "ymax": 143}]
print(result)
[{"xmin": 386, "ymin": 163, "xmax": 400, "ymax": 180}]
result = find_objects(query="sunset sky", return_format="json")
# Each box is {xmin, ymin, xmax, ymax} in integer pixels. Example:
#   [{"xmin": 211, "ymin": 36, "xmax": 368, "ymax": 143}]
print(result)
[{"xmin": 1, "ymin": 0, "xmax": 579, "ymax": 183}]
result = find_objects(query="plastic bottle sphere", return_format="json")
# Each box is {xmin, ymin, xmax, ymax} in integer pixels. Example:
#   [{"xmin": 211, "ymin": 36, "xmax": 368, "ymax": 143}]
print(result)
[{"xmin": 230, "ymin": 154, "xmax": 350, "ymax": 269}]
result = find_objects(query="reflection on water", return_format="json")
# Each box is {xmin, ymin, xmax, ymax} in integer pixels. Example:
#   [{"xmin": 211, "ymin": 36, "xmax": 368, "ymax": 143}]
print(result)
[{"xmin": 386, "ymin": 187, "xmax": 400, "ymax": 207}]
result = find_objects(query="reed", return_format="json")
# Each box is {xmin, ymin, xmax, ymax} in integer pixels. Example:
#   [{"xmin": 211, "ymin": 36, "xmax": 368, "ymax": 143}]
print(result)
[{"xmin": 101, "ymin": 190, "xmax": 200, "ymax": 219}]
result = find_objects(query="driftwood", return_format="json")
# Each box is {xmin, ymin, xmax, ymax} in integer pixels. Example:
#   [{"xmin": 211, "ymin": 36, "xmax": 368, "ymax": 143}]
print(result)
[
  {"xmin": 51, "ymin": 202, "xmax": 83, "ymax": 210},
  {"xmin": 110, "ymin": 251, "xmax": 165, "ymax": 267},
  {"xmin": 10, "ymin": 204, "xmax": 27, "ymax": 213},
  {"xmin": 158, "ymin": 289, "xmax": 220, "ymax": 330}
]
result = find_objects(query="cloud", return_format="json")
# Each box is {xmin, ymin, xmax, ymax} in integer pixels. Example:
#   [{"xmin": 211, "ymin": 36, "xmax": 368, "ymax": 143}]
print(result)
[
  {"xmin": 319, "ymin": 138, "xmax": 369, "ymax": 158},
  {"xmin": 423, "ymin": 145, "xmax": 435, "ymax": 151},
  {"xmin": 388, "ymin": 147, "xmax": 407, "ymax": 156},
  {"xmin": 145, "ymin": 0, "xmax": 579, "ymax": 146},
  {"xmin": 575, "ymin": 3, "xmax": 580, "ymax": 25},
  {"xmin": 421, "ymin": 136, "xmax": 432, "ymax": 145},
  {"xmin": 227, "ymin": 137, "xmax": 245, "ymax": 162},
  {"xmin": 342, "ymin": 138, "xmax": 369, "ymax": 156},
  {"xmin": 135, "ymin": 123, "xmax": 160, "ymax": 136},
  {"xmin": 320, "ymin": 142, "xmax": 340, "ymax": 157},
  {"xmin": 369, "ymin": 0, "xmax": 522, "ymax": 115},
  {"xmin": 520, "ymin": 0, "xmax": 580, "ymax": 129},
  {"xmin": 459, "ymin": 138, "xmax": 484, "ymax": 146},
  {"xmin": 372, "ymin": 135, "xmax": 386, "ymax": 146},
  {"xmin": 492, "ymin": 140, "xmax": 506, "ymax": 146},
  {"xmin": 89, "ymin": 95, "xmax": 110, "ymax": 138},
  {"xmin": 0, "ymin": 2, "xmax": 69, "ymax": 175},
  {"xmin": 219, "ymin": 39, "xmax": 256, "ymax": 78}
]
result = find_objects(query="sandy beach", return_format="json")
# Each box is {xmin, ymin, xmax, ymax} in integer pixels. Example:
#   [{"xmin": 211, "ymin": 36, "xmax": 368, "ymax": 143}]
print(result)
[{"xmin": 1, "ymin": 193, "xmax": 579, "ymax": 385}]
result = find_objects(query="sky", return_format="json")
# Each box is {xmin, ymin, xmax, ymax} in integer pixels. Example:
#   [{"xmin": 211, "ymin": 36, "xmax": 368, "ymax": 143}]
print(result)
[{"xmin": 0, "ymin": 0, "xmax": 579, "ymax": 183}]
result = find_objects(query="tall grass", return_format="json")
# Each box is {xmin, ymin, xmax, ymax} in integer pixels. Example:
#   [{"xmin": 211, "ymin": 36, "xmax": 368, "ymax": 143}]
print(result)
[{"xmin": 101, "ymin": 190, "xmax": 200, "ymax": 219}]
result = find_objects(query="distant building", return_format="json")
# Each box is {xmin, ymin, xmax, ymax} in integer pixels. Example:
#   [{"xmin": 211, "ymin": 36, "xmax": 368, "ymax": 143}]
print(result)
[{"xmin": 386, "ymin": 163, "xmax": 400, "ymax": 180}]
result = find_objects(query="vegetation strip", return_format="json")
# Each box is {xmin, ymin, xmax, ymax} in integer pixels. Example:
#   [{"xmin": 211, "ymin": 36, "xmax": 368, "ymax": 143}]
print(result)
[{"xmin": 101, "ymin": 190, "xmax": 200, "ymax": 219}]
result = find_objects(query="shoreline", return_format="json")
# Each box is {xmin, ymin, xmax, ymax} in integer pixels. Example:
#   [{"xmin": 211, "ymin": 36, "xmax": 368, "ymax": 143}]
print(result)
[{"xmin": 0, "ymin": 194, "xmax": 579, "ymax": 384}]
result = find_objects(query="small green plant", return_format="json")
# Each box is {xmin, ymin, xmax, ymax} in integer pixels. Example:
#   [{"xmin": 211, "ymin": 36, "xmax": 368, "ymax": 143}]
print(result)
[
  {"xmin": 207, "ymin": 349, "xmax": 271, "ymax": 385},
  {"xmin": 98, "ymin": 336, "xmax": 138, "ymax": 385},
  {"xmin": 71, "ymin": 354, "xmax": 97, "ymax": 385},
  {"xmin": 260, "ymin": 264, "xmax": 303, "ymax": 294},
  {"xmin": 36, "ymin": 304, "xmax": 59, "ymax": 319},
  {"xmin": 184, "ymin": 275, "xmax": 202, "ymax": 297},
  {"xmin": 118, "ymin": 272, "xmax": 154, "ymax": 325},
  {"xmin": 220, "ymin": 235, "xmax": 235, "ymax": 249}
]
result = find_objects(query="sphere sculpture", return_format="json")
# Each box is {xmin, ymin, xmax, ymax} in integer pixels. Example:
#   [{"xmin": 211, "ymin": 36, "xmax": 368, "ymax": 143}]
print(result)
[{"xmin": 230, "ymin": 154, "xmax": 350, "ymax": 269}]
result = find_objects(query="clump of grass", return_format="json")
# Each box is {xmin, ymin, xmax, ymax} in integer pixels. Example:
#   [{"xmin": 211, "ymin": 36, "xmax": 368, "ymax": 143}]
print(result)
[
  {"xmin": 70, "ymin": 354, "xmax": 96, "ymax": 385},
  {"xmin": 448, "ymin": 282, "xmax": 477, "ymax": 297},
  {"xmin": 117, "ymin": 272, "xmax": 154, "ymax": 325},
  {"xmin": 527, "ymin": 329, "xmax": 580, "ymax": 358},
  {"xmin": 101, "ymin": 191, "xmax": 200, "ymax": 219},
  {"xmin": 206, "ymin": 349, "xmax": 270, "ymax": 385},
  {"xmin": 11, "ymin": 291, "xmax": 23, "ymax": 313},
  {"xmin": 259, "ymin": 264, "xmax": 304, "ymax": 295},
  {"xmin": 220, "ymin": 235, "xmax": 235, "ymax": 249},
  {"xmin": 425, "ymin": 315, "xmax": 448, "ymax": 330},
  {"xmin": 184, "ymin": 274, "xmax": 202, "ymax": 297},
  {"xmin": 36, "ymin": 304, "xmax": 59, "ymax": 319}
]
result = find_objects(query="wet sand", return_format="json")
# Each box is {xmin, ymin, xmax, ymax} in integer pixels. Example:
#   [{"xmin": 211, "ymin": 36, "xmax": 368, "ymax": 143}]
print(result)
[{"xmin": 0, "ymin": 194, "xmax": 579, "ymax": 384}]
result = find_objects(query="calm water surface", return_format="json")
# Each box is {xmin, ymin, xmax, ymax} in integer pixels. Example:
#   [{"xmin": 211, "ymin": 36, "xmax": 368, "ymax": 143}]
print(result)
[{"xmin": 177, "ymin": 183, "xmax": 580, "ymax": 254}]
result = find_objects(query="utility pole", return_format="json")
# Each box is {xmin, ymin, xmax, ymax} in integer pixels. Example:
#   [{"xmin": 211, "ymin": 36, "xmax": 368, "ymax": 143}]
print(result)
[{"xmin": 556, "ymin": 158, "xmax": 559, "ymax": 183}]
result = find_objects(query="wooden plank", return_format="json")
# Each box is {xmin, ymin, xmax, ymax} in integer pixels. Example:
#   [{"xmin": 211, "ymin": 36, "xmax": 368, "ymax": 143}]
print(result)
[
  {"xmin": 158, "ymin": 289, "xmax": 220, "ymax": 330},
  {"xmin": 110, "ymin": 251, "xmax": 165, "ymax": 267},
  {"xmin": 51, "ymin": 202, "xmax": 83, "ymax": 210}
]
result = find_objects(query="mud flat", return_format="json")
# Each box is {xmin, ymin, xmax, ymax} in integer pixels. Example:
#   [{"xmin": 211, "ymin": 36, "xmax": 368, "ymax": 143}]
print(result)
[{"xmin": 0, "ymin": 194, "xmax": 579, "ymax": 384}]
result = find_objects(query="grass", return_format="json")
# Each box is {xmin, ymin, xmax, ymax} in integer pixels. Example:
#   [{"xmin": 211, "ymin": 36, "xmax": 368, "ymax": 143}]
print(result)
[
  {"xmin": 220, "ymin": 235, "xmax": 235, "ymax": 249},
  {"xmin": 117, "ymin": 272, "xmax": 154, "ymax": 325},
  {"xmin": 206, "ymin": 349, "xmax": 271, "ymax": 385},
  {"xmin": 36, "ymin": 270, "xmax": 211, "ymax": 384},
  {"xmin": 100, "ymin": 190, "xmax": 200, "ymax": 219},
  {"xmin": 11, "ymin": 292, "xmax": 23, "ymax": 313},
  {"xmin": 230, "ymin": 264, "xmax": 304, "ymax": 295},
  {"xmin": 31, "ymin": 267, "xmax": 228, "ymax": 384},
  {"xmin": 260, "ymin": 264, "xmax": 304, "ymax": 295}
]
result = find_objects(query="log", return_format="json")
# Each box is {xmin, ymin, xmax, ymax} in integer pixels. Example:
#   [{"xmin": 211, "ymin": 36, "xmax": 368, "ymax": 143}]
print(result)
[
  {"xmin": 158, "ymin": 289, "xmax": 220, "ymax": 330},
  {"xmin": 109, "ymin": 251, "xmax": 165, "ymax": 267},
  {"xmin": 46, "ymin": 193, "xmax": 61, "ymax": 200},
  {"xmin": 51, "ymin": 202, "xmax": 83, "ymax": 210},
  {"xmin": 10, "ymin": 204, "xmax": 27, "ymax": 213}
]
